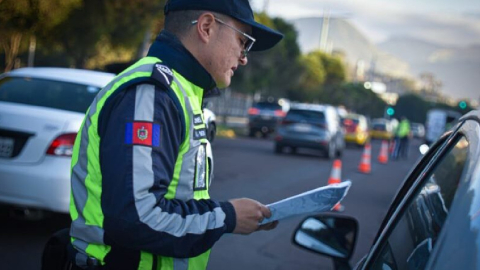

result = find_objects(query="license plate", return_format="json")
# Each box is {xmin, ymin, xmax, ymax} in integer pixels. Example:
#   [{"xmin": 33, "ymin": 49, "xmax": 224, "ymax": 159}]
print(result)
[
  {"xmin": 293, "ymin": 124, "xmax": 312, "ymax": 132},
  {"xmin": 0, "ymin": 137, "xmax": 14, "ymax": 158}
]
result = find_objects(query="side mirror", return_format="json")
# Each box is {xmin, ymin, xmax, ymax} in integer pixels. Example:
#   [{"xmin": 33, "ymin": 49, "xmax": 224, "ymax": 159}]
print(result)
[{"xmin": 292, "ymin": 214, "xmax": 358, "ymax": 260}]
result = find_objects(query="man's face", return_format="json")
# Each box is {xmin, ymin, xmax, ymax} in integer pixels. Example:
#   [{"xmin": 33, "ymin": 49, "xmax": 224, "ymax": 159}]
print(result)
[{"xmin": 205, "ymin": 18, "xmax": 251, "ymax": 89}]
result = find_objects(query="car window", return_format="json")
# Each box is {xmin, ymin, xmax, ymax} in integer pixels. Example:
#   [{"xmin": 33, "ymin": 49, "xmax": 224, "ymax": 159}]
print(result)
[
  {"xmin": 0, "ymin": 76, "xmax": 100, "ymax": 113},
  {"xmin": 253, "ymin": 102, "xmax": 282, "ymax": 110},
  {"xmin": 372, "ymin": 123, "xmax": 386, "ymax": 131},
  {"xmin": 370, "ymin": 135, "xmax": 469, "ymax": 270},
  {"xmin": 285, "ymin": 109, "xmax": 325, "ymax": 124}
]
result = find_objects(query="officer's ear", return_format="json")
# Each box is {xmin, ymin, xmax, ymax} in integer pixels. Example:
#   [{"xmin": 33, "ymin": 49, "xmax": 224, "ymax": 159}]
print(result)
[{"xmin": 195, "ymin": 12, "xmax": 217, "ymax": 44}]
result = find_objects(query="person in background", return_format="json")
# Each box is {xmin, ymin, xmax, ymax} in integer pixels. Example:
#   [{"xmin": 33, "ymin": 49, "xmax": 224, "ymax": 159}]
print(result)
[{"xmin": 394, "ymin": 116, "xmax": 411, "ymax": 160}]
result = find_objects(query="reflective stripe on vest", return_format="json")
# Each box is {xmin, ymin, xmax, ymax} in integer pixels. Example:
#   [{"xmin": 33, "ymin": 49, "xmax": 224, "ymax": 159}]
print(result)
[{"xmin": 70, "ymin": 56, "xmax": 213, "ymax": 270}]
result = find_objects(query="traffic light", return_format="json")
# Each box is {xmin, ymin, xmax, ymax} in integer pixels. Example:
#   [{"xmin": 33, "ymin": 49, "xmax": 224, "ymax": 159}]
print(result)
[
  {"xmin": 386, "ymin": 107, "xmax": 395, "ymax": 116},
  {"xmin": 459, "ymin": 101, "xmax": 467, "ymax": 109}
]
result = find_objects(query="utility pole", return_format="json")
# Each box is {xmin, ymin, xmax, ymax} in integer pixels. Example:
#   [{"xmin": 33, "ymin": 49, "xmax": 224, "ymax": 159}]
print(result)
[
  {"xmin": 319, "ymin": 10, "xmax": 330, "ymax": 51},
  {"xmin": 263, "ymin": 0, "xmax": 270, "ymax": 13}
]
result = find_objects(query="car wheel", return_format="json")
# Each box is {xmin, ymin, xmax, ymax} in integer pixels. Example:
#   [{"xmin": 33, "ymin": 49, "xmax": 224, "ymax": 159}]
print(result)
[
  {"xmin": 275, "ymin": 144, "xmax": 283, "ymax": 154},
  {"xmin": 336, "ymin": 148, "xmax": 343, "ymax": 157},
  {"xmin": 326, "ymin": 143, "xmax": 336, "ymax": 159},
  {"xmin": 248, "ymin": 129, "xmax": 255, "ymax": 137},
  {"xmin": 207, "ymin": 123, "xmax": 216, "ymax": 143},
  {"xmin": 291, "ymin": 147, "xmax": 297, "ymax": 155}
]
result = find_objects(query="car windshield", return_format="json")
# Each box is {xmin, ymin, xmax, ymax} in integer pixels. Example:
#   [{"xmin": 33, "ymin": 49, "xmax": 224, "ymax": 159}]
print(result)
[
  {"xmin": 285, "ymin": 109, "xmax": 326, "ymax": 124},
  {"xmin": 343, "ymin": 118, "xmax": 359, "ymax": 126},
  {"xmin": 372, "ymin": 123, "xmax": 386, "ymax": 131},
  {"xmin": 253, "ymin": 102, "xmax": 282, "ymax": 110},
  {"xmin": 0, "ymin": 76, "xmax": 100, "ymax": 113}
]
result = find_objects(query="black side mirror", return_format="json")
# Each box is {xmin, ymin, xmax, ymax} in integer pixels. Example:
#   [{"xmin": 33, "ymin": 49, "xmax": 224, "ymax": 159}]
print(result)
[{"xmin": 292, "ymin": 214, "xmax": 358, "ymax": 261}]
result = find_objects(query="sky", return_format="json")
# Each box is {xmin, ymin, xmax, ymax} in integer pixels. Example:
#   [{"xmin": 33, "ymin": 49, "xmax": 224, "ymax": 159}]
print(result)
[{"xmin": 251, "ymin": 0, "xmax": 480, "ymax": 47}]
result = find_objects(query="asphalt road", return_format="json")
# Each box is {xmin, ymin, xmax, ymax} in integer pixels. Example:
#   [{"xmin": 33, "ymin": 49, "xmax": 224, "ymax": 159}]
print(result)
[{"xmin": 0, "ymin": 137, "xmax": 421, "ymax": 270}]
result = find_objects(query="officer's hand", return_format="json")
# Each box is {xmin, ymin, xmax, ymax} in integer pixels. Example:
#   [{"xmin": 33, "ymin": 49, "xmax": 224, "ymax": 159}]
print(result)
[
  {"xmin": 257, "ymin": 220, "xmax": 279, "ymax": 232},
  {"xmin": 229, "ymin": 198, "xmax": 273, "ymax": 235}
]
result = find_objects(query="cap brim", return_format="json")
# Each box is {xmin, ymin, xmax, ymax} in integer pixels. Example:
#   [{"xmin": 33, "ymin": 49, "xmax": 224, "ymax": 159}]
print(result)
[{"xmin": 235, "ymin": 18, "xmax": 284, "ymax": 51}]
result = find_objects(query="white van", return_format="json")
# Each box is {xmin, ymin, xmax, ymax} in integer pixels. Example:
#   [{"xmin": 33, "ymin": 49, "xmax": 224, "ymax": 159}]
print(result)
[{"xmin": 425, "ymin": 109, "xmax": 461, "ymax": 145}]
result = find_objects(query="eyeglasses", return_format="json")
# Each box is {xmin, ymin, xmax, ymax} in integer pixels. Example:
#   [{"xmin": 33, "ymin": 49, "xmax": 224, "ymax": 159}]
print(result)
[{"xmin": 192, "ymin": 17, "xmax": 256, "ymax": 58}]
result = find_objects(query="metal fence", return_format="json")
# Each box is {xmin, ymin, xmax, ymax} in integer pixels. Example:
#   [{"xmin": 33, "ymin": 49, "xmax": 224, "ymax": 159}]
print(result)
[{"xmin": 205, "ymin": 88, "xmax": 253, "ymax": 118}]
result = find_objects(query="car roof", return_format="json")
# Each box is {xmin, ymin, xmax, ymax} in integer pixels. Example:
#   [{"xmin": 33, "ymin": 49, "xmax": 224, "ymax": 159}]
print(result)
[
  {"xmin": 289, "ymin": 103, "xmax": 330, "ymax": 112},
  {"xmin": 3, "ymin": 67, "xmax": 115, "ymax": 88},
  {"xmin": 345, "ymin": 113, "xmax": 365, "ymax": 119}
]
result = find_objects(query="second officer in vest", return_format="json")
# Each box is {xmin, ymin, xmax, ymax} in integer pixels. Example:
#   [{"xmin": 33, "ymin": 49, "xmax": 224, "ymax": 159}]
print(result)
[{"xmin": 69, "ymin": 0, "xmax": 284, "ymax": 269}]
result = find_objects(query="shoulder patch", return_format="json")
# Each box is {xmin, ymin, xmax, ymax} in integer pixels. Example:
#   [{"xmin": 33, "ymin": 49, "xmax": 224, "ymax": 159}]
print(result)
[
  {"xmin": 152, "ymin": 63, "xmax": 174, "ymax": 87},
  {"xmin": 125, "ymin": 121, "xmax": 161, "ymax": 147}
]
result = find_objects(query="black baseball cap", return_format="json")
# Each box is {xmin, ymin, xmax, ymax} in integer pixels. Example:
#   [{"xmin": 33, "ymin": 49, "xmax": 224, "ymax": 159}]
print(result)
[{"xmin": 164, "ymin": 0, "xmax": 284, "ymax": 51}]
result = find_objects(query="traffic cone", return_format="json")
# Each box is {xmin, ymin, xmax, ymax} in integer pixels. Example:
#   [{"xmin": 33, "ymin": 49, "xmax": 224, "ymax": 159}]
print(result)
[
  {"xmin": 378, "ymin": 140, "xmax": 389, "ymax": 164},
  {"xmin": 358, "ymin": 143, "xmax": 372, "ymax": 174},
  {"xmin": 328, "ymin": 159, "xmax": 344, "ymax": 212}
]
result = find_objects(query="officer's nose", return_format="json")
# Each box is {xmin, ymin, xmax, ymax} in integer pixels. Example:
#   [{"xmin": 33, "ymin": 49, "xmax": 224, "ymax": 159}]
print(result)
[{"xmin": 239, "ymin": 55, "xmax": 248, "ymax": 66}]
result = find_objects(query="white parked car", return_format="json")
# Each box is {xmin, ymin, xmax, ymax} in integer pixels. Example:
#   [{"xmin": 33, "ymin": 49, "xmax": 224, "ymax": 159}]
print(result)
[
  {"xmin": 0, "ymin": 67, "xmax": 115, "ymax": 216},
  {"xmin": 203, "ymin": 108, "xmax": 217, "ymax": 143}
]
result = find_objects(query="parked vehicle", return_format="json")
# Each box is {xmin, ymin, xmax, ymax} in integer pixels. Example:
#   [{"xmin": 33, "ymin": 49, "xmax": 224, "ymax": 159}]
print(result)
[
  {"xmin": 425, "ymin": 109, "xmax": 461, "ymax": 145},
  {"xmin": 274, "ymin": 103, "xmax": 344, "ymax": 159},
  {"xmin": 0, "ymin": 67, "xmax": 115, "ymax": 217},
  {"xmin": 203, "ymin": 108, "xmax": 217, "ymax": 143},
  {"xmin": 292, "ymin": 110, "xmax": 480, "ymax": 270},
  {"xmin": 248, "ymin": 101, "xmax": 286, "ymax": 138},
  {"xmin": 369, "ymin": 118, "xmax": 394, "ymax": 140},
  {"xmin": 411, "ymin": 122, "xmax": 426, "ymax": 139},
  {"xmin": 343, "ymin": 114, "xmax": 369, "ymax": 146}
]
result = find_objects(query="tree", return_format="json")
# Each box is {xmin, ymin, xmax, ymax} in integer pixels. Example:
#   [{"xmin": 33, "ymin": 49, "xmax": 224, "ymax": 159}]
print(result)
[
  {"xmin": 0, "ymin": 0, "xmax": 80, "ymax": 71},
  {"xmin": 323, "ymin": 83, "xmax": 386, "ymax": 118},
  {"xmin": 291, "ymin": 50, "xmax": 346, "ymax": 102},
  {"xmin": 40, "ymin": 0, "xmax": 165, "ymax": 69},
  {"xmin": 394, "ymin": 93, "xmax": 432, "ymax": 123},
  {"xmin": 230, "ymin": 13, "xmax": 303, "ymax": 99}
]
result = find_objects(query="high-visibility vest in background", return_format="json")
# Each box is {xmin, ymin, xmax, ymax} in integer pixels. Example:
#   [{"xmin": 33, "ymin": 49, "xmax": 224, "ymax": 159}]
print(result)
[
  {"xmin": 397, "ymin": 119, "xmax": 411, "ymax": 138},
  {"xmin": 69, "ymin": 56, "xmax": 213, "ymax": 270}
]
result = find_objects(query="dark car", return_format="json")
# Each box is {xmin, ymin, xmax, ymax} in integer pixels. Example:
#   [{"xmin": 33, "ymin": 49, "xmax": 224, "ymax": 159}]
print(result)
[
  {"xmin": 274, "ymin": 104, "xmax": 344, "ymax": 159},
  {"xmin": 292, "ymin": 109, "xmax": 480, "ymax": 269},
  {"xmin": 248, "ymin": 101, "xmax": 286, "ymax": 137}
]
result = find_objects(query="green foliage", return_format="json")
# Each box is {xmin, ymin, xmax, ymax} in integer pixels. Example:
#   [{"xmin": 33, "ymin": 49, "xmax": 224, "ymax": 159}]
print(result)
[
  {"xmin": 40, "ymin": 0, "xmax": 165, "ymax": 68},
  {"xmin": 1, "ymin": 0, "xmax": 165, "ymax": 70},
  {"xmin": 289, "ymin": 50, "xmax": 346, "ymax": 102},
  {"xmin": 320, "ymin": 83, "xmax": 386, "ymax": 118},
  {"xmin": 393, "ymin": 93, "xmax": 474, "ymax": 123},
  {"xmin": 0, "ymin": 0, "xmax": 80, "ymax": 33},
  {"xmin": 0, "ymin": 0, "xmax": 80, "ymax": 71},
  {"xmin": 394, "ymin": 93, "xmax": 432, "ymax": 123},
  {"xmin": 299, "ymin": 52, "xmax": 326, "ymax": 90},
  {"xmin": 230, "ymin": 14, "xmax": 303, "ymax": 98}
]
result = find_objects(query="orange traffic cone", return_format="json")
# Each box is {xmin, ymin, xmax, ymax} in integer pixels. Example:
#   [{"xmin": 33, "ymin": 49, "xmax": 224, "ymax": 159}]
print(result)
[
  {"xmin": 358, "ymin": 143, "xmax": 372, "ymax": 174},
  {"xmin": 378, "ymin": 140, "xmax": 389, "ymax": 164},
  {"xmin": 328, "ymin": 159, "xmax": 344, "ymax": 212}
]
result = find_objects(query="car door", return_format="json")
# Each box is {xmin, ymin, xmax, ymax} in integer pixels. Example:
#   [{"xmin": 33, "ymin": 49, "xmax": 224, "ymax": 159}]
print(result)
[{"xmin": 358, "ymin": 111, "xmax": 480, "ymax": 270}]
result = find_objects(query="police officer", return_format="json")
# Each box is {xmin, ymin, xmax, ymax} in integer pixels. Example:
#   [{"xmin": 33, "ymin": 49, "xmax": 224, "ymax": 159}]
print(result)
[
  {"xmin": 68, "ymin": 0, "xmax": 283, "ymax": 269},
  {"xmin": 393, "ymin": 116, "xmax": 411, "ymax": 159}
]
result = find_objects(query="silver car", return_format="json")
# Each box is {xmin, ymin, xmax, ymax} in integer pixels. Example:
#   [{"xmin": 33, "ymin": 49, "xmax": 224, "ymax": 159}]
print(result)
[
  {"xmin": 292, "ymin": 109, "xmax": 480, "ymax": 269},
  {"xmin": 274, "ymin": 103, "xmax": 345, "ymax": 159},
  {"xmin": 0, "ymin": 68, "xmax": 114, "ymax": 216}
]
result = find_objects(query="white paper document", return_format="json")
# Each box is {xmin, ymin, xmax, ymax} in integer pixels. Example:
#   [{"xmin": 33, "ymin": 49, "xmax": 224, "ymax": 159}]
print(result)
[{"xmin": 260, "ymin": 181, "xmax": 352, "ymax": 225}]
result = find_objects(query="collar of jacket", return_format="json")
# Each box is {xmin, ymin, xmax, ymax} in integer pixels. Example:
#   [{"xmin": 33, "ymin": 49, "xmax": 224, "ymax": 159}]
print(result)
[{"xmin": 147, "ymin": 30, "xmax": 219, "ymax": 96}]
